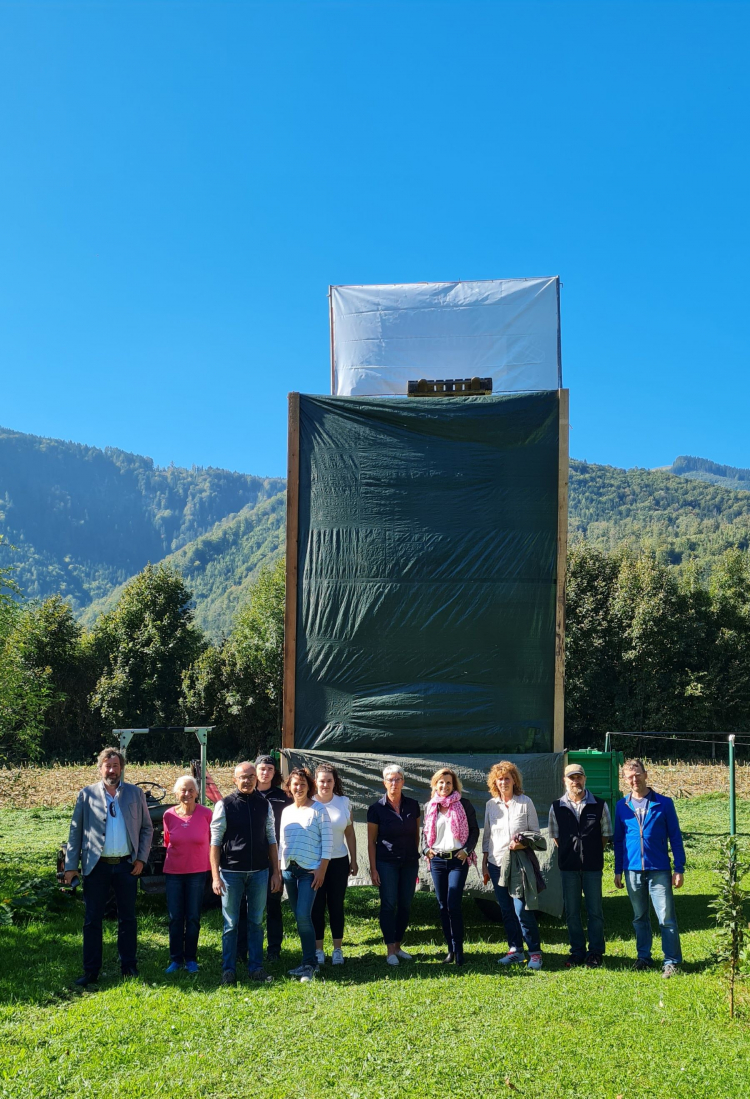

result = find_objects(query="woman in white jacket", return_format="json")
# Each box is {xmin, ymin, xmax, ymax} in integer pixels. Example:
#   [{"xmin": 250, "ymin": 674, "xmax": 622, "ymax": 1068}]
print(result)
[{"xmin": 482, "ymin": 761, "xmax": 544, "ymax": 971}]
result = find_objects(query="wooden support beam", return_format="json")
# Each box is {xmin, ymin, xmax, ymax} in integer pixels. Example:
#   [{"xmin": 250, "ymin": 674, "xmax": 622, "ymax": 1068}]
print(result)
[
  {"xmin": 283, "ymin": 393, "xmax": 300, "ymax": 750},
  {"xmin": 554, "ymin": 388, "xmax": 570, "ymax": 753}
]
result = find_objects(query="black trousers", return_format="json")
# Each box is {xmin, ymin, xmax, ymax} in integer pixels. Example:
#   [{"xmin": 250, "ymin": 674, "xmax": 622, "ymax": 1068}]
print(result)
[
  {"xmin": 82, "ymin": 857, "xmax": 138, "ymax": 976},
  {"xmin": 311, "ymin": 855, "xmax": 350, "ymax": 940},
  {"xmin": 430, "ymin": 856, "xmax": 469, "ymax": 953}
]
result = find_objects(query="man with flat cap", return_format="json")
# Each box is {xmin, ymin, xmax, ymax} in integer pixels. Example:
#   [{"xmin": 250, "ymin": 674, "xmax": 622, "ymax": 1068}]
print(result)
[{"xmin": 549, "ymin": 763, "xmax": 612, "ymax": 968}]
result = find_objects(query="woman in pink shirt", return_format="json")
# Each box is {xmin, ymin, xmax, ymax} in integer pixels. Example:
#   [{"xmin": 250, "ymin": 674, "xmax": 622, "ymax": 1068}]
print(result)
[{"xmin": 163, "ymin": 775, "xmax": 213, "ymax": 974}]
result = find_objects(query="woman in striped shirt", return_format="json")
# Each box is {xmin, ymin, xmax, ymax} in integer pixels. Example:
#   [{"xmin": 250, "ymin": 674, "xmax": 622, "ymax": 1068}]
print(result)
[{"xmin": 279, "ymin": 767, "xmax": 333, "ymax": 981}]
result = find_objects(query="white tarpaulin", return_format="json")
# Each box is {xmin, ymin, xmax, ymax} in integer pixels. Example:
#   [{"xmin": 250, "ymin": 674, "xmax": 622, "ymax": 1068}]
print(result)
[{"xmin": 330, "ymin": 277, "xmax": 561, "ymax": 396}]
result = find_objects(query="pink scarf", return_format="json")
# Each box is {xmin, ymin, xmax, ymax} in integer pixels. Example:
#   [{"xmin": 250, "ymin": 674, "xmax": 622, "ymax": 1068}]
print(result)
[{"xmin": 424, "ymin": 790, "xmax": 476, "ymax": 866}]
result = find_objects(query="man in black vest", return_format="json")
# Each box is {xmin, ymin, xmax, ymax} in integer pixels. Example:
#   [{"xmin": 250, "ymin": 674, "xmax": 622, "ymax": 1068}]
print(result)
[
  {"xmin": 255, "ymin": 754, "xmax": 293, "ymax": 962},
  {"xmin": 549, "ymin": 763, "xmax": 613, "ymax": 968},
  {"xmin": 210, "ymin": 761, "xmax": 282, "ymax": 984}
]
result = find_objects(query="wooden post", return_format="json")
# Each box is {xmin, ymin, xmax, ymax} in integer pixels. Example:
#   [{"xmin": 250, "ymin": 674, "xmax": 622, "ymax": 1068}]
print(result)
[
  {"xmin": 329, "ymin": 288, "xmax": 336, "ymax": 395},
  {"xmin": 283, "ymin": 393, "xmax": 300, "ymax": 750},
  {"xmin": 554, "ymin": 389, "xmax": 570, "ymax": 753}
]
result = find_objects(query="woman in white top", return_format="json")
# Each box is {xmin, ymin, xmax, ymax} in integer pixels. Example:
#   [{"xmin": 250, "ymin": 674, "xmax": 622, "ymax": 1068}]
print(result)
[
  {"xmin": 482, "ymin": 761, "xmax": 544, "ymax": 971},
  {"xmin": 312, "ymin": 762, "xmax": 358, "ymax": 966},
  {"xmin": 279, "ymin": 767, "xmax": 333, "ymax": 981}
]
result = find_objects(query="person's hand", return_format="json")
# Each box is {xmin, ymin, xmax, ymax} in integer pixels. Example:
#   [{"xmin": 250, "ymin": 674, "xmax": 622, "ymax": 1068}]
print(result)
[
  {"xmin": 63, "ymin": 870, "xmax": 79, "ymax": 886},
  {"xmin": 370, "ymin": 866, "xmax": 381, "ymax": 887},
  {"xmin": 212, "ymin": 875, "xmax": 226, "ymax": 896},
  {"xmin": 456, "ymin": 850, "xmax": 468, "ymax": 863},
  {"xmin": 311, "ymin": 866, "xmax": 327, "ymax": 891},
  {"xmin": 130, "ymin": 860, "xmax": 144, "ymax": 877},
  {"xmin": 673, "ymin": 872, "xmax": 684, "ymax": 889},
  {"xmin": 270, "ymin": 871, "xmax": 282, "ymax": 893},
  {"xmin": 349, "ymin": 860, "xmax": 359, "ymax": 876},
  {"xmin": 614, "ymin": 874, "xmax": 624, "ymax": 889},
  {"xmin": 508, "ymin": 840, "xmax": 526, "ymax": 851}
]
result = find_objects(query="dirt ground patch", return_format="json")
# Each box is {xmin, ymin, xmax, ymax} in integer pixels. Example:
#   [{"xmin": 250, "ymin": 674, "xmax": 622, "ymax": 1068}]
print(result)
[{"xmin": 1, "ymin": 758, "xmax": 749, "ymax": 809}]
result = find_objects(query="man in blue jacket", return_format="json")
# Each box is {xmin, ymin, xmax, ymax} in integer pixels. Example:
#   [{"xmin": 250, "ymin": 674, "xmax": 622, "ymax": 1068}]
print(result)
[{"xmin": 614, "ymin": 758, "xmax": 685, "ymax": 978}]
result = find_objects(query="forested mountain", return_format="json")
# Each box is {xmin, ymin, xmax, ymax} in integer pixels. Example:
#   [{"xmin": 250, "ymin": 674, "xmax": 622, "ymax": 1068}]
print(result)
[
  {"xmin": 81, "ymin": 491, "xmax": 286, "ymax": 637},
  {"xmin": 569, "ymin": 459, "xmax": 750, "ymax": 568},
  {"xmin": 2, "ymin": 424, "xmax": 750, "ymax": 640},
  {"xmin": 0, "ymin": 427, "xmax": 285, "ymax": 611},
  {"xmin": 662, "ymin": 454, "xmax": 750, "ymax": 492}
]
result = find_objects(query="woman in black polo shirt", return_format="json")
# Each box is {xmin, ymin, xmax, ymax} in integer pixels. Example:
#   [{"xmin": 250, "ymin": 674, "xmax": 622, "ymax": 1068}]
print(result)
[{"xmin": 366, "ymin": 764, "xmax": 421, "ymax": 966}]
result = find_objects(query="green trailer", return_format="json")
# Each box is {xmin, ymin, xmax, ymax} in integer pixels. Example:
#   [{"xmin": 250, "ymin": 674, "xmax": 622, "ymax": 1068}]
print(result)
[{"xmin": 566, "ymin": 748, "xmax": 624, "ymax": 816}]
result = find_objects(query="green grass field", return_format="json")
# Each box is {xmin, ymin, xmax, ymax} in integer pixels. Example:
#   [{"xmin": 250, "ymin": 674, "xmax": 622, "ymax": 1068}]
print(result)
[{"xmin": 1, "ymin": 796, "xmax": 749, "ymax": 1099}]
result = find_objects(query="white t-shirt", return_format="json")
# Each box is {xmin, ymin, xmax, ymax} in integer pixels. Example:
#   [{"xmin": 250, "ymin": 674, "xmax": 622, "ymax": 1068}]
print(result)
[
  {"xmin": 630, "ymin": 795, "xmax": 649, "ymax": 824},
  {"xmin": 313, "ymin": 793, "xmax": 352, "ymax": 859},
  {"xmin": 434, "ymin": 811, "xmax": 461, "ymax": 852}
]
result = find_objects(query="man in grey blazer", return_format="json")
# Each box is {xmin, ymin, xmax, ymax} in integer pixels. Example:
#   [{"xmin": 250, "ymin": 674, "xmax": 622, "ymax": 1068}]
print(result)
[{"xmin": 64, "ymin": 747, "xmax": 154, "ymax": 986}]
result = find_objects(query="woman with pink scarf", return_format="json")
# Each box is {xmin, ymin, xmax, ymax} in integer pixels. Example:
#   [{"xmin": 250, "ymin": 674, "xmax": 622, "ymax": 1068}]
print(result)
[{"xmin": 422, "ymin": 768, "xmax": 479, "ymax": 966}]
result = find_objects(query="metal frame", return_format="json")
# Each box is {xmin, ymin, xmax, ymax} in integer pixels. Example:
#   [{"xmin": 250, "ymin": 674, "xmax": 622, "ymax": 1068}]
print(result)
[{"xmin": 113, "ymin": 727, "xmax": 214, "ymax": 805}]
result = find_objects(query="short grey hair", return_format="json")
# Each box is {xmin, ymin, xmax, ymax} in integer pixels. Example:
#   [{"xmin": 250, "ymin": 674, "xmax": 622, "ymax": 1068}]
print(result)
[
  {"xmin": 382, "ymin": 764, "xmax": 405, "ymax": 780},
  {"xmin": 173, "ymin": 774, "xmax": 199, "ymax": 796}
]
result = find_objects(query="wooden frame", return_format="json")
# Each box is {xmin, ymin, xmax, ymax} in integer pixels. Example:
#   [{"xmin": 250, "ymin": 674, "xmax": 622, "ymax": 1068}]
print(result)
[
  {"xmin": 282, "ymin": 393, "xmax": 300, "ymax": 749},
  {"xmin": 554, "ymin": 388, "xmax": 570, "ymax": 753}
]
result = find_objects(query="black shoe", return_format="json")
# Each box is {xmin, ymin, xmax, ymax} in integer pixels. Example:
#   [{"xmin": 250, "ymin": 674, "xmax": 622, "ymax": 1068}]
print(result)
[
  {"xmin": 565, "ymin": 955, "xmax": 585, "ymax": 968},
  {"xmin": 121, "ymin": 967, "xmax": 139, "ymax": 979},
  {"xmin": 74, "ymin": 973, "xmax": 98, "ymax": 988},
  {"xmin": 586, "ymin": 953, "xmax": 603, "ymax": 969},
  {"xmin": 266, "ymin": 950, "xmax": 280, "ymax": 963},
  {"xmin": 221, "ymin": 970, "xmax": 237, "ymax": 986},
  {"xmin": 633, "ymin": 958, "xmax": 653, "ymax": 972},
  {"xmin": 442, "ymin": 951, "xmax": 455, "ymax": 964},
  {"xmin": 249, "ymin": 967, "xmax": 274, "ymax": 983},
  {"xmin": 454, "ymin": 950, "xmax": 465, "ymax": 967}
]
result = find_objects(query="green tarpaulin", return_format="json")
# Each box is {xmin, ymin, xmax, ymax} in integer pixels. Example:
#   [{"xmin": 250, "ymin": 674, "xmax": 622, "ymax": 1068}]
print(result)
[{"xmin": 294, "ymin": 392, "xmax": 561, "ymax": 753}]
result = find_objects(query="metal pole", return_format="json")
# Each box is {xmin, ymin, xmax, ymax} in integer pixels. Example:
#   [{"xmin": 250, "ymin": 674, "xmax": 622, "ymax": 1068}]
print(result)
[{"xmin": 729, "ymin": 734, "xmax": 736, "ymax": 840}]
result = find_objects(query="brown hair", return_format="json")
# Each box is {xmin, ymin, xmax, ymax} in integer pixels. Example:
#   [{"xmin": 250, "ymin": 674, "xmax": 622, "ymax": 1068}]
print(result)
[
  {"xmin": 97, "ymin": 747, "xmax": 126, "ymax": 769},
  {"xmin": 487, "ymin": 761, "xmax": 523, "ymax": 797},
  {"xmin": 623, "ymin": 758, "xmax": 647, "ymax": 775},
  {"xmin": 315, "ymin": 762, "xmax": 344, "ymax": 797},
  {"xmin": 430, "ymin": 767, "xmax": 462, "ymax": 794},
  {"xmin": 285, "ymin": 767, "xmax": 315, "ymax": 797}
]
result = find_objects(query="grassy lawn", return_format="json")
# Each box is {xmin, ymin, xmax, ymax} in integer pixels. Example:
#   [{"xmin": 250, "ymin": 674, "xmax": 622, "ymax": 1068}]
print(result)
[{"xmin": 0, "ymin": 796, "xmax": 749, "ymax": 1099}]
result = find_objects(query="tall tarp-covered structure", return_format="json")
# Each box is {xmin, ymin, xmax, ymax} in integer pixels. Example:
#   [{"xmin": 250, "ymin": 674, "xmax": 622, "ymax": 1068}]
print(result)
[{"xmin": 284, "ymin": 390, "xmax": 568, "ymax": 755}]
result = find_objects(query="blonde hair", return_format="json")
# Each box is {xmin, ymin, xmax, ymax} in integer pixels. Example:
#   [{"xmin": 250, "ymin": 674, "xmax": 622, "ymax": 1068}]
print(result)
[
  {"xmin": 487, "ymin": 761, "xmax": 524, "ymax": 797},
  {"xmin": 430, "ymin": 767, "xmax": 462, "ymax": 794}
]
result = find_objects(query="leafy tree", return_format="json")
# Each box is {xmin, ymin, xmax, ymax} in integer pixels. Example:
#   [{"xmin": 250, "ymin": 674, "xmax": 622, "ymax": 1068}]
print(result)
[
  {"xmin": 92, "ymin": 564, "xmax": 205, "ymax": 755},
  {"xmin": 10, "ymin": 596, "xmax": 101, "ymax": 759},
  {"xmin": 181, "ymin": 558, "xmax": 285, "ymax": 757}
]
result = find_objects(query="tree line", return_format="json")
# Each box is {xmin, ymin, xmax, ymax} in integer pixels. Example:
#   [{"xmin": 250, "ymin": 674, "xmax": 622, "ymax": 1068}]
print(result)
[{"xmin": 1, "ymin": 542, "xmax": 749, "ymax": 764}]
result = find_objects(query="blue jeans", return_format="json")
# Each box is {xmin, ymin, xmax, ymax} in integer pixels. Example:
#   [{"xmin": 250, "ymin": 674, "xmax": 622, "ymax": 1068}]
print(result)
[
  {"xmin": 487, "ymin": 862, "xmax": 541, "ymax": 954},
  {"xmin": 82, "ymin": 857, "xmax": 138, "ymax": 976},
  {"xmin": 430, "ymin": 857, "xmax": 469, "ymax": 954},
  {"xmin": 376, "ymin": 860, "xmax": 419, "ymax": 945},
  {"xmin": 165, "ymin": 871, "xmax": 207, "ymax": 964},
  {"xmin": 625, "ymin": 870, "xmax": 682, "ymax": 966},
  {"xmin": 283, "ymin": 864, "xmax": 318, "ymax": 967},
  {"xmin": 220, "ymin": 868, "xmax": 269, "ymax": 974},
  {"xmin": 561, "ymin": 870, "xmax": 605, "ymax": 958}
]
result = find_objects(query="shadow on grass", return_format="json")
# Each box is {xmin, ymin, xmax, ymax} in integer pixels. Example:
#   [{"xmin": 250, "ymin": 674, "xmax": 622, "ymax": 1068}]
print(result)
[{"xmin": 0, "ymin": 884, "xmax": 721, "ymax": 1003}]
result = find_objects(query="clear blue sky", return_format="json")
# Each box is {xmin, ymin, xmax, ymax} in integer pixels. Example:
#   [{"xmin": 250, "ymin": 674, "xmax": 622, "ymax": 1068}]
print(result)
[{"xmin": 1, "ymin": 1, "xmax": 748, "ymax": 478}]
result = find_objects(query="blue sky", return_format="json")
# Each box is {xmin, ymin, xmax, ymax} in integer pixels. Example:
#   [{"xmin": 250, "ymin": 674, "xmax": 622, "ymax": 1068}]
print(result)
[{"xmin": 1, "ymin": 1, "xmax": 748, "ymax": 478}]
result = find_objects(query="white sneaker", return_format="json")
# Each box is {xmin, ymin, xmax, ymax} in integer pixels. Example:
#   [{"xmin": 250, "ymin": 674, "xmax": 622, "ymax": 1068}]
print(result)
[
  {"xmin": 396, "ymin": 948, "xmax": 412, "ymax": 961},
  {"xmin": 386, "ymin": 954, "xmax": 399, "ymax": 966},
  {"xmin": 331, "ymin": 948, "xmax": 345, "ymax": 965},
  {"xmin": 527, "ymin": 953, "xmax": 543, "ymax": 971},
  {"xmin": 498, "ymin": 950, "xmax": 525, "ymax": 966},
  {"xmin": 315, "ymin": 949, "xmax": 326, "ymax": 966}
]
